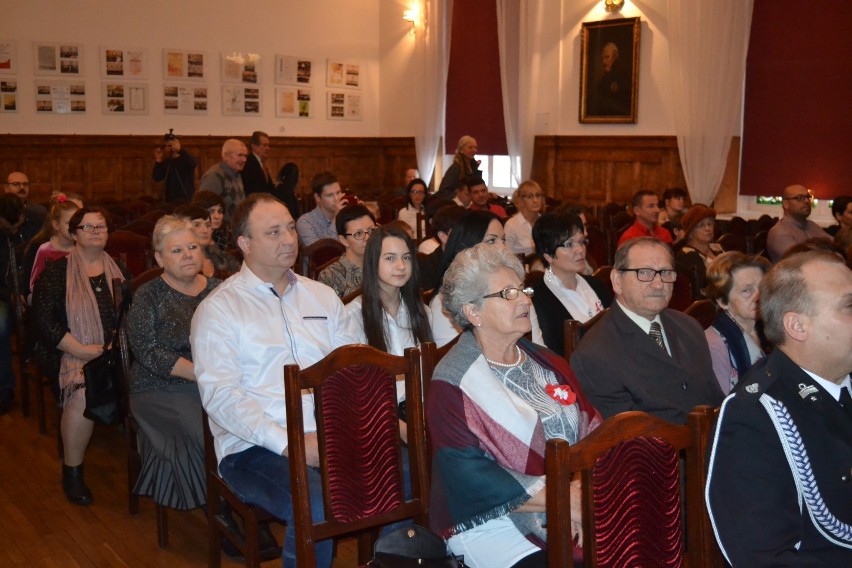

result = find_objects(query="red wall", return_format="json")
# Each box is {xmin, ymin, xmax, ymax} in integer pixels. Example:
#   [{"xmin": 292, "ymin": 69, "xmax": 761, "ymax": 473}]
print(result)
[
  {"xmin": 740, "ymin": 0, "xmax": 852, "ymax": 198},
  {"xmin": 445, "ymin": 0, "xmax": 508, "ymax": 156}
]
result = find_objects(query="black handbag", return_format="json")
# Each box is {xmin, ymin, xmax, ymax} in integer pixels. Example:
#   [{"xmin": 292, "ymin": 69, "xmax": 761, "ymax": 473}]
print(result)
[
  {"xmin": 369, "ymin": 524, "xmax": 464, "ymax": 568},
  {"xmin": 82, "ymin": 281, "xmax": 130, "ymax": 425}
]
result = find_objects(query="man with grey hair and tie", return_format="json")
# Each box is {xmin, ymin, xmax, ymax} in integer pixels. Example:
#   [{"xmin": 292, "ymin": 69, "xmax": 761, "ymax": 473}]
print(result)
[
  {"xmin": 571, "ymin": 237, "xmax": 723, "ymax": 422},
  {"xmin": 199, "ymin": 139, "xmax": 248, "ymax": 220}
]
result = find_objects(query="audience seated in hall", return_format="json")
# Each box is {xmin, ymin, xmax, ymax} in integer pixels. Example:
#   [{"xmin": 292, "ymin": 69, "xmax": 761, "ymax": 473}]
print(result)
[
  {"xmin": 173, "ymin": 204, "xmax": 240, "ymax": 278},
  {"xmin": 295, "ymin": 171, "xmax": 344, "ymax": 247},
  {"xmin": 396, "ymin": 178, "xmax": 428, "ymax": 240},
  {"xmin": 26, "ymin": 194, "xmax": 82, "ymax": 302},
  {"xmin": 675, "ymin": 205, "xmax": 723, "ymax": 295},
  {"xmin": 418, "ymin": 204, "xmax": 465, "ymax": 291},
  {"xmin": 435, "ymin": 135, "xmax": 481, "ymax": 200},
  {"xmin": 531, "ymin": 212, "xmax": 611, "ymax": 358},
  {"xmin": 317, "ymin": 203, "xmax": 376, "ymax": 298},
  {"xmin": 191, "ymin": 194, "xmax": 359, "ymax": 568},
  {"xmin": 570, "ymin": 237, "xmax": 723, "ymax": 422},
  {"xmin": 345, "ymin": 226, "xmax": 433, "ymax": 442},
  {"xmin": 5, "ymin": 171, "xmax": 47, "ymax": 244},
  {"xmin": 198, "ymin": 139, "xmax": 247, "ymax": 221},
  {"xmin": 504, "ymin": 180, "xmax": 544, "ymax": 256},
  {"xmin": 657, "ymin": 186, "xmax": 688, "ymax": 226},
  {"xmin": 617, "ymin": 189, "xmax": 674, "ymax": 248},
  {"xmin": 766, "ymin": 184, "xmax": 832, "ymax": 262},
  {"xmin": 467, "ymin": 176, "xmax": 508, "ymax": 220},
  {"xmin": 191, "ymin": 190, "xmax": 232, "ymax": 250}
]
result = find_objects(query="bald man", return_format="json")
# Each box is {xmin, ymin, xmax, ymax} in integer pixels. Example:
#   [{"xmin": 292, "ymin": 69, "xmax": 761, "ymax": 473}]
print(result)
[
  {"xmin": 199, "ymin": 139, "xmax": 248, "ymax": 220},
  {"xmin": 4, "ymin": 171, "xmax": 47, "ymax": 242},
  {"xmin": 766, "ymin": 184, "xmax": 832, "ymax": 262}
]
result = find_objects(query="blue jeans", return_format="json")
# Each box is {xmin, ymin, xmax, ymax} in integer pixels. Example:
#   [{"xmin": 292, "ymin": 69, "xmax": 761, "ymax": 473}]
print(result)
[{"xmin": 218, "ymin": 446, "xmax": 332, "ymax": 568}]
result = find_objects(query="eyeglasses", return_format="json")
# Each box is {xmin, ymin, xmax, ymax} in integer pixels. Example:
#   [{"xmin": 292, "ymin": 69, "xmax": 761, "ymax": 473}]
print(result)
[
  {"xmin": 482, "ymin": 286, "xmax": 534, "ymax": 301},
  {"xmin": 521, "ymin": 193, "xmax": 543, "ymax": 200},
  {"xmin": 6, "ymin": 181, "xmax": 30, "ymax": 188},
  {"xmin": 619, "ymin": 268, "xmax": 677, "ymax": 283},
  {"xmin": 560, "ymin": 237, "xmax": 589, "ymax": 249},
  {"xmin": 77, "ymin": 224, "xmax": 108, "ymax": 233},
  {"xmin": 410, "ymin": 189, "xmax": 425, "ymax": 195},
  {"xmin": 344, "ymin": 227, "xmax": 376, "ymax": 240},
  {"xmin": 784, "ymin": 192, "xmax": 813, "ymax": 203}
]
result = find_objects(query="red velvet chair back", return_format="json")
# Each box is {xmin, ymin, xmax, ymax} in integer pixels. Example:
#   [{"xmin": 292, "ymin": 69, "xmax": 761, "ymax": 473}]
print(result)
[
  {"xmin": 297, "ymin": 237, "xmax": 345, "ymax": 279},
  {"xmin": 684, "ymin": 299, "xmax": 718, "ymax": 330},
  {"xmin": 284, "ymin": 345, "xmax": 429, "ymax": 566},
  {"xmin": 546, "ymin": 407, "xmax": 718, "ymax": 568}
]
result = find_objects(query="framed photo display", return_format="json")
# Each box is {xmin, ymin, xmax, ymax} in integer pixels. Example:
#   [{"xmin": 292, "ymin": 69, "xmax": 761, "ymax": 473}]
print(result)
[
  {"xmin": 102, "ymin": 82, "xmax": 148, "ymax": 115},
  {"xmin": 221, "ymin": 53, "xmax": 261, "ymax": 84},
  {"xmin": 222, "ymin": 85, "xmax": 261, "ymax": 116},
  {"xmin": 100, "ymin": 47, "xmax": 147, "ymax": 79},
  {"xmin": 163, "ymin": 84, "xmax": 208, "ymax": 115},
  {"xmin": 0, "ymin": 40, "xmax": 17, "ymax": 74},
  {"xmin": 327, "ymin": 91, "xmax": 362, "ymax": 120},
  {"xmin": 163, "ymin": 49, "xmax": 206, "ymax": 81},
  {"xmin": 1, "ymin": 80, "xmax": 17, "ymax": 113},
  {"xmin": 579, "ymin": 17, "xmax": 640, "ymax": 124},
  {"xmin": 275, "ymin": 55, "xmax": 313, "ymax": 86},
  {"xmin": 35, "ymin": 80, "xmax": 86, "ymax": 114},
  {"xmin": 34, "ymin": 42, "xmax": 84, "ymax": 76},
  {"xmin": 275, "ymin": 87, "xmax": 312, "ymax": 118},
  {"xmin": 326, "ymin": 59, "xmax": 361, "ymax": 89}
]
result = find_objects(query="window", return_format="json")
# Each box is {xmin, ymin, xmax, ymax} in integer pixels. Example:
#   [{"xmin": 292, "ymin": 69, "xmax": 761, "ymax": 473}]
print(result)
[{"xmin": 443, "ymin": 154, "xmax": 518, "ymax": 196}]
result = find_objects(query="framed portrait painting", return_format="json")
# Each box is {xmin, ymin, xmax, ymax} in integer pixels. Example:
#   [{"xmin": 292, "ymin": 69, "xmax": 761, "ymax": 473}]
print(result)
[{"xmin": 579, "ymin": 17, "xmax": 640, "ymax": 124}]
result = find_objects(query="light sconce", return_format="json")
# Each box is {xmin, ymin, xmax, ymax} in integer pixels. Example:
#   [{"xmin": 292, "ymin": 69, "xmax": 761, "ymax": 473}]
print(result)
[
  {"xmin": 403, "ymin": 3, "xmax": 421, "ymax": 36},
  {"xmin": 604, "ymin": 0, "xmax": 625, "ymax": 13},
  {"xmin": 226, "ymin": 52, "xmax": 261, "ymax": 65}
]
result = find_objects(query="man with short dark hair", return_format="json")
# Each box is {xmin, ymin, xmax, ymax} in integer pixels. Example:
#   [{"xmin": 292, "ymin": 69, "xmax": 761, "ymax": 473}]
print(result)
[
  {"xmin": 242, "ymin": 131, "xmax": 275, "ymax": 196},
  {"xmin": 199, "ymin": 139, "xmax": 248, "ymax": 220},
  {"xmin": 617, "ymin": 190, "xmax": 674, "ymax": 247},
  {"xmin": 571, "ymin": 237, "xmax": 723, "ymax": 422},
  {"xmin": 766, "ymin": 184, "xmax": 832, "ymax": 262},
  {"xmin": 706, "ymin": 251, "xmax": 852, "ymax": 564},
  {"xmin": 4, "ymin": 171, "xmax": 46, "ymax": 242},
  {"xmin": 295, "ymin": 171, "xmax": 344, "ymax": 247},
  {"xmin": 191, "ymin": 193, "xmax": 358, "ymax": 568},
  {"xmin": 466, "ymin": 176, "xmax": 507, "ymax": 219}
]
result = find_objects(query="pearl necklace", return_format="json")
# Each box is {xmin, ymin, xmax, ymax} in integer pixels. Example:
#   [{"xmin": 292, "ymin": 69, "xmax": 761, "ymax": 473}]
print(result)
[{"xmin": 485, "ymin": 345, "xmax": 524, "ymax": 368}]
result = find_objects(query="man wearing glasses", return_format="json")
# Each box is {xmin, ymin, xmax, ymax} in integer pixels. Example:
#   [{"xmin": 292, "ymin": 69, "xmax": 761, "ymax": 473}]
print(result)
[
  {"xmin": 4, "ymin": 171, "xmax": 47, "ymax": 243},
  {"xmin": 570, "ymin": 237, "xmax": 723, "ymax": 423},
  {"xmin": 766, "ymin": 184, "xmax": 832, "ymax": 262}
]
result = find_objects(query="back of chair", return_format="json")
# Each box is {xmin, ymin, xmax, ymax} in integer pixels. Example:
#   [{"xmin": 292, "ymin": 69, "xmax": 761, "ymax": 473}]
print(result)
[
  {"xmin": 546, "ymin": 407, "xmax": 716, "ymax": 568},
  {"xmin": 684, "ymin": 299, "xmax": 717, "ymax": 330},
  {"xmin": 590, "ymin": 265, "xmax": 614, "ymax": 300},
  {"xmin": 563, "ymin": 308, "xmax": 608, "ymax": 360},
  {"xmin": 298, "ymin": 238, "xmax": 345, "ymax": 279},
  {"xmin": 284, "ymin": 345, "xmax": 429, "ymax": 566},
  {"xmin": 105, "ymin": 229, "xmax": 152, "ymax": 277},
  {"xmin": 716, "ymin": 233, "xmax": 747, "ymax": 254}
]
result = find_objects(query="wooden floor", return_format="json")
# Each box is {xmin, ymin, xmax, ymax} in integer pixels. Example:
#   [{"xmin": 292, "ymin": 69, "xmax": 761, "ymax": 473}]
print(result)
[{"xmin": 0, "ymin": 392, "xmax": 358, "ymax": 567}]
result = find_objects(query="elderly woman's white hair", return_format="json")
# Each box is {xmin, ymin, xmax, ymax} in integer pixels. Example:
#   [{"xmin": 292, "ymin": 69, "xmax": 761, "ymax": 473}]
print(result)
[
  {"xmin": 152, "ymin": 214, "xmax": 195, "ymax": 253},
  {"xmin": 440, "ymin": 243, "xmax": 525, "ymax": 330}
]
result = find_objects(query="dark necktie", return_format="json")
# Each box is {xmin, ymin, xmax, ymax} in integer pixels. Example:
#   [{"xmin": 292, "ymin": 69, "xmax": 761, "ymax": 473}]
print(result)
[
  {"xmin": 649, "ymin": 321, "xmax": 666, "ymax": 352},
  {"xmin": 840, "ymin": 387, "xmax": 852, "ymax": 421}
]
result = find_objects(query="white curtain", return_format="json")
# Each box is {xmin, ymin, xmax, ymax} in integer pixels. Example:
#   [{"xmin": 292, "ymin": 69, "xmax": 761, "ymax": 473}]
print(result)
[
  {"xmin": 496, "ymin": 0, "xmax": 543, "ymax": 184},
  {"xmin": 667, "ymin": 0, "xmax": 754, "ymax": 205},
  {"xmin": 414, "ymin": 0, "xmax": 453, "ymax": 187}
]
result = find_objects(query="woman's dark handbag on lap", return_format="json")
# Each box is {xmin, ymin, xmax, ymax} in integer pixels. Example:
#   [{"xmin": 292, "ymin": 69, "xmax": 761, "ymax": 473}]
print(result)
[
  {"xmin": 82, "ymin": 282, "xmax": 130, "ymax": 425},
  {"xmin": 369, "ymin": 524, "xmax": 464, "ymax": 567}
]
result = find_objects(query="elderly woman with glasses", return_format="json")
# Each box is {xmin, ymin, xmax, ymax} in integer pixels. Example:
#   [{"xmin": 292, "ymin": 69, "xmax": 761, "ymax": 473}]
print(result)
[
  {"xmin": 317, "ymin": 204, "xmax": 376, "ymax": 297},
  {"xmin": 32, "ymin": 207, "xmax": 130, "ymax": 506},
  {"xmin": 504, "ymin": 180, "xmax": 545, "ymax": 255},
  {"xmin": 427, "ymin": 243, "xmax": 602, "ymax": 568},
  {"xmin": 531, "ymin": 212, "xmax": 612, "ymax": 357}
]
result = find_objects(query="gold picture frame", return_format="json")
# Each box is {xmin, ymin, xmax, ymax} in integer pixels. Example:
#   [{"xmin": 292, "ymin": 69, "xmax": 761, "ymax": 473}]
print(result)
[{"xmin": 579, "ymin": 17, "xmax": 640, "ymax": 124}]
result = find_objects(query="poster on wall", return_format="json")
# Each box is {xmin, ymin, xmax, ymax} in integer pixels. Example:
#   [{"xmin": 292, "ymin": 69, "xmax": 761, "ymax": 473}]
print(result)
[
  {"xmin": 0, "ymin": 80, "xmax": 17, "ymax": 113},
  {"xmin": 0, "ymin": 40, "xmax": 17, "ymax": 74},
  {"xmin": 326, "ymin": 59, "xmax": 361, "ymax": 89},
  {"xmin": 100, "ymin": 47, "xmax": 147, "ymax": 79},
  {"xmin": 221, "ymin": 53, "xmax": 261, "ymax": 84},
  {"xmin": 102, "ymin": 82, "xmax": 148, "ymax": 115},
  {"xmin": 222, "ymin": 85, "xmax": 261, "ymax": 116},
  {"xmin": 327, "ymin": 91, "xmax": 362, "ymax": 121},
  {"xmin": 275, "ymin": 55, "xmax": 313, "ymax": 86},
  {"xmin": 163, "ymin": 48, "xmax": 206, "ymax": 81},
  {"xmin": 35, "ymin": 80, "xmax": 86, "ymax": 114},
  {"xmin": 34, "ymin": 42, "xmax": 85, "ymax": 76},
  {"xmin": 275, "ymin": 87, "xmax": 312, "ymax": 118},
  {"xmin": 163, "ymin": 84, "xmax": 208, "ymax": 115}
]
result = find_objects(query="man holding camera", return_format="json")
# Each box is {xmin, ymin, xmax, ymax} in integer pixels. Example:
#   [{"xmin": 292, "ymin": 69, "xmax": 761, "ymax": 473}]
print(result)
[{"xmin": 153, "ymin": 130, "xmax": 198, "ymax": 203}]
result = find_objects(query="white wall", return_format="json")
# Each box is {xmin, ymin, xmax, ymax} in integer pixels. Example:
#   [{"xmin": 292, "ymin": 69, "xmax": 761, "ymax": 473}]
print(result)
[{"xmin": 0, "ymin": 0, "xmax": 383, "ymax": 137}]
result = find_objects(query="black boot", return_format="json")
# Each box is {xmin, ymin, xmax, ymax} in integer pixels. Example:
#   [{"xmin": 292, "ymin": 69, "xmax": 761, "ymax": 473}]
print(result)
[{"xmin": 62, "ymin": 464, "xmax": 93, "ymax": 506}]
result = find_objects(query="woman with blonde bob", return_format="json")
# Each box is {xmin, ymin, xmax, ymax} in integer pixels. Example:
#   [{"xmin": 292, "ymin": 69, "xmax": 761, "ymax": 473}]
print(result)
[
  {"xmin": 427, "ymin": 243, "xmax": 601, "ymax": 567},
  {"xmin": 505, "ymin": 180, "xmax": 545, "ymax": 255},
  {"xmin": 436, "ymin": 135, "xmax": 482, "ymax": 199},
  {"xmin": 703, "ymin": 251, "xmax": 771, "ymax": 394}
]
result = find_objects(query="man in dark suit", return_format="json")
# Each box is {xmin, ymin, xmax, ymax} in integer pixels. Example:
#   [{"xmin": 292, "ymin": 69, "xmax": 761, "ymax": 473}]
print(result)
[
  {"xmin": 242, "ymin": 130, "xmax": 275, "ymax": 196},
  {"xmin": 570, "ymin": 237, "xmax": 723, "ymax": 423},
  {"xmin": 706, "ymin": 251, "xmax": 852, "ymax": 565}
]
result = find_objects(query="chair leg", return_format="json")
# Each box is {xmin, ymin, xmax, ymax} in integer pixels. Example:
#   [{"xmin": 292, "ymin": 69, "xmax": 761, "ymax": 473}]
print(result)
[
  {"xmin": 208, "ymin": 493, "xmax": 223, "ymax": 568},
  {"xmin": 156, "ymin": 504, "xmax": 168, "ymax": 549},
  {"xmin": 245, "ymin": 511, "xmax": 261, "ymax": 568}
]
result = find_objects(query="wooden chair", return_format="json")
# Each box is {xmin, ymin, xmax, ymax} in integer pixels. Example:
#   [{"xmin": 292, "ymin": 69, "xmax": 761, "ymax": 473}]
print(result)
[
  {"xmin": 684, "ymin": 299, "xmax": 717, "ymax": 330},
  {"xmin": 121, "ymin": 218, "xmax": 156, "ymax": 237},
  {"xmin": 563, "ymin": 308, "xmax": 608, "ymax": 360},
  {"xmin": 284, "ymin": 345, "xmax": 430, "ymax": 567},
  {"xmin": 585, "ymin": 226, "xmax": 606, "ymax": 269},
  {"xmin": 751, "ymin": 230, "xmax": 769, "ymax": 258},
  {"xmin": 105, "ymin": 229, "xmax": 152, "ymax": 277},
  {"xmin": 670, "ymin": 270, "xmax": 695, "ymax": 311},
  {"xmin": 590, "ymin": 265, "xmax": 614, "ymax": 299},
  {"xmin": 341, "ymin": 287, "xmax": 362, "ymax": 305},
  {"xmin": 716, "ymin": 232, "xmax": 747, "ymax": 253},
  {"xmin": 297, "ymin": 238, "xmax": 345, "ymax": 279},
  {"xmin": 546, "ymin": 406, "xmax": 718, "ymax": 568},
  {"xmin": 112, "ymin": 270, "xmax": 167, "ymax": 547},
  {"xmin": 202, "ymin": 411, "xmax": 285, "ymax": 568}
]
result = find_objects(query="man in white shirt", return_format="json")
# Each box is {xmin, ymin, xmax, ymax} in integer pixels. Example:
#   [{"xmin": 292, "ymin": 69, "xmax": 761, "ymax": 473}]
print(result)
[
  {"xmin": 706, "ymin": 251, "xmax": 852, "ymax": 565},
  {"xmin": 191, "ymin": 193, "xmax": 358, "ymax": 568}
]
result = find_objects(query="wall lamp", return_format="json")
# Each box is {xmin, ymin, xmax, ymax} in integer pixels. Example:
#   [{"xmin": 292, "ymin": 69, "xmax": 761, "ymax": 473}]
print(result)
[{"xmin": 605, "ymin": 0, "xmax": 625, "ymax": 13}]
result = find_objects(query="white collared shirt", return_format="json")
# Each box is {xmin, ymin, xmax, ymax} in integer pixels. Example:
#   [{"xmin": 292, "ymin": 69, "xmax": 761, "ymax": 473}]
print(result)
[
  {"xmin": 617, "ymin": 300, "xmax": 672, "ymax": 355},
  {"xmin": 191, "ymin": 263, "xmax": 359, "ymax": 463},
  {"xmin": 543, "ymin": 268, "xmax": 604, "ymax": 323},
  {"xmin": 504, "ymin": 213, "xmax": 536, "ymax": 255},
  {"xmin": 429, "ymin": 292, "xmax": 546, "ymax": 348},
  {"xmin": 801, "ymin": 370, "xmax": 852, "ymax": 403}
]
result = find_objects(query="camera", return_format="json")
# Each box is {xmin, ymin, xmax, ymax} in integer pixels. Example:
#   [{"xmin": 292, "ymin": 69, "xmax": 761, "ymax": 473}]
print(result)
[{"xmin": 164, "ymin": 128, "xmax": 177, "ymax": 142}]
